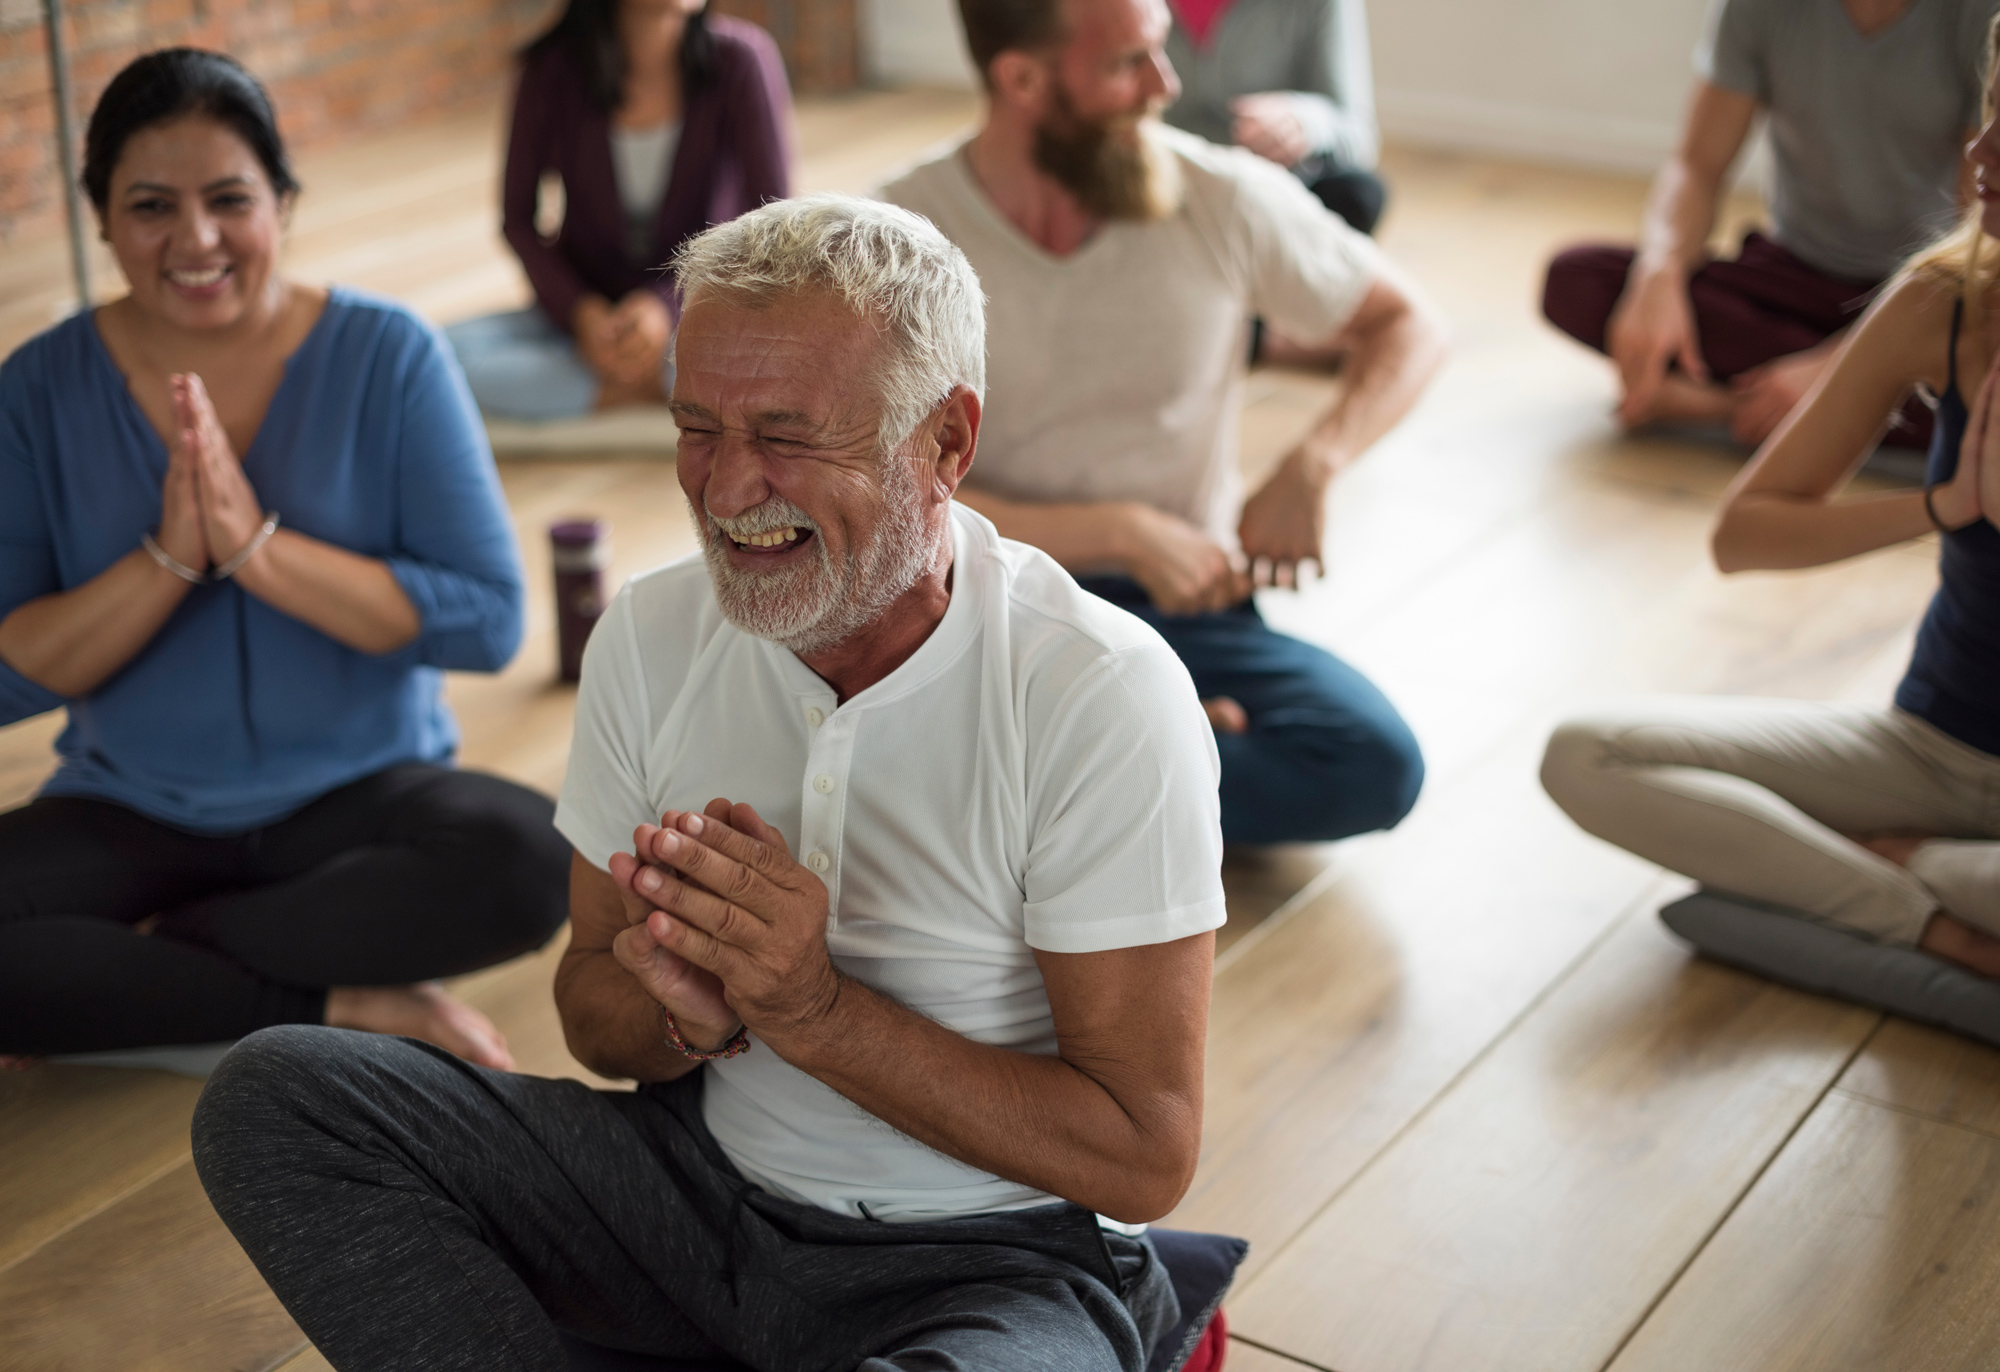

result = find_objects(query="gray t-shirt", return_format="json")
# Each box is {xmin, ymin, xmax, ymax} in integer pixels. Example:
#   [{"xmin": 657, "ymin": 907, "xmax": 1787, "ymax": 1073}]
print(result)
[
  {"xmin": 1163, "ymin": 0, "xmax": 1379, "ymax": 170},
  {"xmin": 1697, "ymin": 0, "xmax": 1997, "ymax": 281}
]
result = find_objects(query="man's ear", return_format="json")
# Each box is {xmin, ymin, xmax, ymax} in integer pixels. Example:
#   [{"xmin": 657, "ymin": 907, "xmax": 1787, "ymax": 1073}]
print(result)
[
  {"xmin": 988, "ymin": 49, "xmax": 1052, "ymax": 119},
  {"xmin": 926, "ymin": 385, "xmax": 981, "ymax": 500}
]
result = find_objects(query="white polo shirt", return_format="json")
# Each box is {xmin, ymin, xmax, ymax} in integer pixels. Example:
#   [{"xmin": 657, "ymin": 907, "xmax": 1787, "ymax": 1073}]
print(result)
[{"xmin": 555, "ymin": 504, "xmax": 1227, "ymax": 1220}]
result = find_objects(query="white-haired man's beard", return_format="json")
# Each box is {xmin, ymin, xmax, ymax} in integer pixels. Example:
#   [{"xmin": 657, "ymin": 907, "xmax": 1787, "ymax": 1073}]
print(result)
[
  {"xmin": 1031, "ymin": 83, "xmax": 1180, "ymax": 222},
  {"xmin": 695, "ymin": 453, "xmax": 941, "ymax": 656}
]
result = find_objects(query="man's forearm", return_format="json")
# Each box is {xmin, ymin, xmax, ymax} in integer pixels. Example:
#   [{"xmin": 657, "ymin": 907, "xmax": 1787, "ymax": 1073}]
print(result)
[
  {"xmin": 1296, "ymin": 293, "xmax": 1448, "ymax": 481},
  {"xmin": 766, "ymin": 976, "xmax": 1199, "ymax": 1224},
  {"xmin": 1635, "ymin": 155, "xmax": 1719, "ymax": 277},
  {"xmin": 954, "ymin": 487, "xmax": 1139, "ymax": 575},
  {"xmin": 554, "ymin": 947, "xmax": 704, "ymax": 1084}
]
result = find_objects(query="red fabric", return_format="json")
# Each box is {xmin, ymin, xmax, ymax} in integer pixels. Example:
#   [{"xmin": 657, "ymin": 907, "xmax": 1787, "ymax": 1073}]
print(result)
[
  {"xmin": 1168, "ymin": 0, "xmax": 1237, "ymax": 48},
  {"xmin": 1181, "ymin": 1306, "xmax": 1229, "ymax": 1372}
]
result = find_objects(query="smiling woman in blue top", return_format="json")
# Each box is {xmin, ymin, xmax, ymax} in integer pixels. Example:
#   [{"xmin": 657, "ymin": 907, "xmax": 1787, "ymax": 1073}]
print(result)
[{"xmin": 0, "ymin": 49, "xmax": 569, "ymax": 1068}]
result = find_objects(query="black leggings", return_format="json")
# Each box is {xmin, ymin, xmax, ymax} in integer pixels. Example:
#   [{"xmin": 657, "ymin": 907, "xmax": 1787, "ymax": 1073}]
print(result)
[{"xmin": 0, "ymin": 765, "xmax": 571, "ymax": 1055}]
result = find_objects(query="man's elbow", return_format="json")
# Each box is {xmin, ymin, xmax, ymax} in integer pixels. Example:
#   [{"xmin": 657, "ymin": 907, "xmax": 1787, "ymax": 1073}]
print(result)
[{"xmin": 1097, "ymin": 1148, "xmax": 1200, "ymax": 1226}]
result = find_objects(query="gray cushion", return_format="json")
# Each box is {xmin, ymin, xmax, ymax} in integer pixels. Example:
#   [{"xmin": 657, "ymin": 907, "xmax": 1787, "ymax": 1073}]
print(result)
[{"xmin": 1660, "ymin": 890, "xmax": 2000, "ymax": 1046}]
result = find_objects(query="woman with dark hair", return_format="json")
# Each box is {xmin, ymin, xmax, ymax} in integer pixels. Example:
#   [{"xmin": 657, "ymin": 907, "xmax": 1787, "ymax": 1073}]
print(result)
[
  {"xmin": 0, "ymin": 49, "xmax": 570, "ymax": 1067},
  {"xmin": 445, "ymin": 0, "xmax": 794, "ymax": 419}
]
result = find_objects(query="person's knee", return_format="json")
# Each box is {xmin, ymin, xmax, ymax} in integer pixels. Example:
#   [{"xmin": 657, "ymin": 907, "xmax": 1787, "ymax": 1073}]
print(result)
[
  {"xmin": 1276, "ymin": 711, "xmax": 1425, "ymax": 839},
  {"xmin": 445, "ymin": 782, "xmax": 571, "ymax": 951},
  {"xmin": 1353, "ymin": 714, "xmax": 1425, "ymax": 832},
  {"xmin": 192, "ymin": 1025, "xmax": 340, "ymax": 1187},
  {"xmin": 1541, "ymin": 245, "xmax": 1633, "ymax": 349},
  {"xmin": 1539, "ymin": 714, "xmax": 1621, "ymax": 821}
]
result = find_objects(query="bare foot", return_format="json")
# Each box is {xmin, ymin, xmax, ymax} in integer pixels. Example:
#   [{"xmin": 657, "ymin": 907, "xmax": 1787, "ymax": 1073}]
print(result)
[
  {"xmin": 1621, "ymin": 373, "xmax": 1737, "ymax": 431},
  {"xmin": 1855, "ymin": 831, "xmax": 1932, "ymax": 867},
  {"xmin": 324, "ymin": 983, "xmax": 516, "ymax": 1070},
  {"xmin": 1202, "ymin": 696, "xmax": 1249, "ymax": 734},
  {"xmin": 1920, "ymin": 912, "xmax": 2000, "ymax": 978}
]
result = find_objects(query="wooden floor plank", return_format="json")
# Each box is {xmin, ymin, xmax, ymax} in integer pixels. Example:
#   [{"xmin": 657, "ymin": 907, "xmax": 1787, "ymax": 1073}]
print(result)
[
  {"xmin": 1836, "ymin": 1017, "xmax": 2000, "ymax": 1138},
  {"xmin": 1226, "ymin": 917, "xmax": 1877, "ymax": 1372},
  {"xmin": 0, "ymin": 1161, "xmax": 301, "ymax": 1372},
  {"xmin": 0, "ymin": 1066, "xmax": 202, "ymax": 1275},
  {"xmin": 1224, "ymin": 1339, "xmax": 1327, "ymax": 1371},
  {"xmin": 1607, "ymin": 1091, "xmax": 2000, "ymax": 1372}
]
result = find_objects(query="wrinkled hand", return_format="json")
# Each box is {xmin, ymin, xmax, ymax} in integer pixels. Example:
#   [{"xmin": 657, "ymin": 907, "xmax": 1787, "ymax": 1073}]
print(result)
[
  {"xmin": 174, "ymin": 374, "xmax": 265, "ymax": 567},
  {"xmin": 1607, "ymin": 264, "xmax": 1706, "ymax": 427},
  {"xmin": 1728, "ymin": 349, "xmax": 1827, "ymax": 447},
  {"xmin": 612, "ymin": 798, "xmax": 842, "ymax": 1047},
  {"xmin": 1230, "ymin": 93, "xmax": 1311, "ymax": 168},
  {"xmin": 1120, "ymin": 504, "xmax": 1251, "ymax": 615},
  {"xmin": 1237, "ymin": 450, "xmax": 1328, "ymax": 589}
]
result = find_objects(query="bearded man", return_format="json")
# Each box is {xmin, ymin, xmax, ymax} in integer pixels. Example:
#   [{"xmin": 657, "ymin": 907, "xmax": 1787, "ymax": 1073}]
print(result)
[
  {"xmin": 880, "ymin": 0, "xmax": 1449, "ymax": 847},
  {"xmin": 190, "ymin": 196, "xmax": 1229, "ymax": 1372}
]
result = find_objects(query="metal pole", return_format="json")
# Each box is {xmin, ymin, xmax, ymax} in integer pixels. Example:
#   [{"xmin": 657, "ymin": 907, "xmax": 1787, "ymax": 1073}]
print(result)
[{"xmin": 42, "ymin": 0, "xmax": 92, "ymax": 310}]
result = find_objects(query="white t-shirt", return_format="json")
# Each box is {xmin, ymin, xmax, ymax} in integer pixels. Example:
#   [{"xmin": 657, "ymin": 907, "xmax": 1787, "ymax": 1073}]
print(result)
[
  {"xmin": 877, "ymin": 126, "xmax": 1382, "ymax": 546},
  {"xmin": 555, "ymin": 505, "xmax": 1227, "ymax": 1220}
]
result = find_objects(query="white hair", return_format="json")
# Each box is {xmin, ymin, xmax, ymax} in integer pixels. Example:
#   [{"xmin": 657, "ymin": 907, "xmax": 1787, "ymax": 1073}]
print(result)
[{"xmin": 671, "ymin": 193, "xmax": 987, "ymax": 452}]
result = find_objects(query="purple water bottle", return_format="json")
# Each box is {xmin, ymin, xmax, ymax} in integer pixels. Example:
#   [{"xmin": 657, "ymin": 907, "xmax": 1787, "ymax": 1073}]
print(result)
[{"xmin": 550, "ymin": 518, "xmax": 609, "ymax": 683}]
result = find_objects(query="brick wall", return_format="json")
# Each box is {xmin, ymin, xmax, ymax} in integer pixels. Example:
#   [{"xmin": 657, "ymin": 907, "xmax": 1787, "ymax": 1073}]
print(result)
[{"xmin": 0, "ymin": 0, "xmax": 857, "ymax": 243}]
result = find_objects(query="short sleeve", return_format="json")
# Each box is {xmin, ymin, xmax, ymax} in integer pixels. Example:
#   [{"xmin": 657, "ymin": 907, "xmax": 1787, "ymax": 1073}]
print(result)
[
  {"xmin": 1232, "ymin": 153, "xmax": 1385, "ymax": 343},
  {"xmin": 1021, "ymin": 642, "xmax": 1226, "ymax": 954},
  {"xmin": 555, "ymin": 584, "xmax": 656, "ymax": 871},
  {"xmin": 0, "ymin": 355, "xmax": 65, "ymax": 724},
  {"xmin": 1696, "ymin": 0, "xmax": 1764, "ymax": 100}
]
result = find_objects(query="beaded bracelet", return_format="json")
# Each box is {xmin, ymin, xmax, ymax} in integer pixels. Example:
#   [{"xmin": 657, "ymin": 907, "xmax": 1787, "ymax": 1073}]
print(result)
[{"xmin": 661, "ymin": 1004, "xmax": 750, "ymax": 1061}]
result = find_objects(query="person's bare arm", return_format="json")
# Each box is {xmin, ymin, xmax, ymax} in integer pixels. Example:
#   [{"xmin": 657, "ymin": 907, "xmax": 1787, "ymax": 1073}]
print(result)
[
  {"xmin": 1239, "ymin": 266, "xmax": 1449, "ymax": 580},
  {"xmin": 620, "ymin": 803, "xmax": 1212, "ymax": 1223},
  {"xmin": 1609, "ymin": 82, "xmax": 1758, "ymax": 422},
  {"xmin": 0, "ymin": 552, "xmax": 198, "ymax": 697},
  {"xmin": 955, "ymin": 488, "xmax": 1249, "ymax": 615},
  {"xmin": 1712, "ymin": 275, "xmax": 1973, "ymax": 572}
]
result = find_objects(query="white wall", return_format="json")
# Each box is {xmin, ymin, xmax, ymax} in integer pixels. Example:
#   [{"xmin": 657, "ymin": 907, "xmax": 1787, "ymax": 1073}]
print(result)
[
  {"xmin": 1372, "ymin": 0, "xmax": 1714, "ymax": 174},
  {"xmin": 861, "ymin": 0, "xmax": 978, "ymax": 89},
  {"xmin": 858, "ymin": 0, "xmax": 1735, "ymax": 175}
]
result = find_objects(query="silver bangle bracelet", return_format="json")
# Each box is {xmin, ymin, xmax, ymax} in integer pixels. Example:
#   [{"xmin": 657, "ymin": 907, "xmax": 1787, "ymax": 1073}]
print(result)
[
  {"xmin": 213, "ymin": 511, "xmax": 281, "ymax": 580},
  {"xmin": 141, "ymin": 531, "xmax": 206, "ymax": 585}
]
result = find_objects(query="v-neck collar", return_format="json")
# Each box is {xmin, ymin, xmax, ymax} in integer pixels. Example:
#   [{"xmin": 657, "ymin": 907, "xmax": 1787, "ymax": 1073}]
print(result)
[
  {"xmin": 947, "ymin": 144, "xmax": 1120, "ymax": 271},
  {"xmin": 86, "ymin": 286, "xmax": 341, "ymax": 469},
  {"xmin": 1842, "ymin": 0, "xmax": 1924, "ymax": 44}
]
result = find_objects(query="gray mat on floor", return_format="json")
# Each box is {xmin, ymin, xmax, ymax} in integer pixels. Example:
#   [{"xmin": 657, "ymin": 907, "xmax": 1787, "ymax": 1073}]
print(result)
[
  {"xmin": 1661, "ymin": 890, "xmax": 2000, "ymax": 1046},
  {"xmin": 486, "ymin": 408, "xmax": 677, "ymax": 460},
  {"xmin": 47, "ymin": 1040, "xmax": 238, "ymax": 1078}
]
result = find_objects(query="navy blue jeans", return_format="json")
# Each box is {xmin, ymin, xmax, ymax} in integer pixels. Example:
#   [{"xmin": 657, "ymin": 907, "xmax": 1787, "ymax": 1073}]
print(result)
[{"xmin": 1079, "ymin": 579, "xmax": 1423, "ymax": 845}]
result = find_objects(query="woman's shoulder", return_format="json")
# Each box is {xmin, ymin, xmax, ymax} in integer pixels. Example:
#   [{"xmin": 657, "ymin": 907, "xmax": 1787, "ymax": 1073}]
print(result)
[
  {"xmin": 1, "ymin": 310, "xmax": 103, "ymax": 392},
  {"xmin": 313, "ymin": 287, "xmax": 448, "ymax": 359},
  {"xmin": 1849, "ymin": 270, "xmax": 1962, "ymax": 383},
  {"xmin": 704, "ymin": 14, "xmax": 786, "ymax": 74}
]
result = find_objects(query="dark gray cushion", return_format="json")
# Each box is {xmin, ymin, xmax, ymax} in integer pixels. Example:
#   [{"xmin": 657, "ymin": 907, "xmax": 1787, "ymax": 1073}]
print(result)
[
  {"xmin": 558, "ymin": 1227, "xmax": 1248, "ymax": 1372},
  {"xmin": 1660, "ymin": 890, "xmax": 2000, "ymax": 1046}
]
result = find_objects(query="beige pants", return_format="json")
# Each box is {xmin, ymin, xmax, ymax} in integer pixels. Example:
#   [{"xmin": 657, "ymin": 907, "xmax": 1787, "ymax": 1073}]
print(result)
[{"xmin": 1541, "ymin": 698, "xmax": 2000, "ymax": 945}]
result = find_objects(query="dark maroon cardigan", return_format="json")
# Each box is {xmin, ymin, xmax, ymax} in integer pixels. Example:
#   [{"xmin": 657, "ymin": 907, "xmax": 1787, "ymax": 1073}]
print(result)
[{"xmin": 501, "ymin": 16, "xmax": 794, "ymax": 333}]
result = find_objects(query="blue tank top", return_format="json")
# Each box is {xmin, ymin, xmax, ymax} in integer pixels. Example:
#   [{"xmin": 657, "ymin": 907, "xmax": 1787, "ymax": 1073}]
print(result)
[{"xmin": 1894, "ymin": 298, "xmax": 2000, "ymax": 757}]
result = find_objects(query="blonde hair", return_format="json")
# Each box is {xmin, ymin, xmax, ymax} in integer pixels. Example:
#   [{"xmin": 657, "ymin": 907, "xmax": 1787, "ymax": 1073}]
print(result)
[{"xmin": 1903, "ymin": 13, "xmax": 2000, "ymax": 341}]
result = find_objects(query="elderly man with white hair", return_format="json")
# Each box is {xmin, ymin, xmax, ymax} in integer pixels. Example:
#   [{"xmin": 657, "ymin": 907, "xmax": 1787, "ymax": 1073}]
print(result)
[{"xmin": 190, "ymin": 194, "xmax": 1228, "ymax": 1372}]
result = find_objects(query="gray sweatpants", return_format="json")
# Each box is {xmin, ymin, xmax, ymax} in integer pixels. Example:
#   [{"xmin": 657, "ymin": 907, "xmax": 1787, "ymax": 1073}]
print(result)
[
  {"xmin": 191, "ymin": 1026, "xmax": 1177, "ymax": 1372},
  {"xmin": 1542, "ymin": 698, "xmax": 2000, "ymax": 945}
]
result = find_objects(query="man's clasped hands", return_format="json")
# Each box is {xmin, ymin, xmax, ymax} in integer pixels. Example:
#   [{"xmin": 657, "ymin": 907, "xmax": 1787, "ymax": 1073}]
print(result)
[
  {"xmin": 606, "ymin": 800, "xmax": 843, "ymax": 1055},
  {"xmin": 156, "ymin": 372, "xmax": 277, "ymax": 579}
]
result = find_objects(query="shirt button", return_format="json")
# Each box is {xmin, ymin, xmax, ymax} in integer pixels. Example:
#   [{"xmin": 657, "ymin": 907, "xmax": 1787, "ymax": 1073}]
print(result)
[
  {"xmin": 806, "ymin": 706, "xmax": 825, "ymax": 728},
  {"xmin": 813, "ymin": 774, "xmax": 834, "ymax": 794},
  {"xmin": 806, "ymin": 850, "xmax": 831, "ymax": 874}
]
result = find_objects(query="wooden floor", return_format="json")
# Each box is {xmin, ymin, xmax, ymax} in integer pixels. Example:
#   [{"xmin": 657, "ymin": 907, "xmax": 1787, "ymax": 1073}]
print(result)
[{"xmin": 1, "ymin": 88, "xmax": 1989, "ymax": 1372}]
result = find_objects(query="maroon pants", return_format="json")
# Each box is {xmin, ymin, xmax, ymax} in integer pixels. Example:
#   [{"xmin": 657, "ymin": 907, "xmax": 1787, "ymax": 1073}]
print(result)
[{"xmin": 1541, "ymin": 231, "xmax": 1931, "ymax": 448}]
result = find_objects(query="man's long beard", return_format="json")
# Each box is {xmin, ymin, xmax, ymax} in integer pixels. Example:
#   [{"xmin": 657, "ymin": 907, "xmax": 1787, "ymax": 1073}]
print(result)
[
  {"xmin": 1032, "ymin": 85, "xmax": 1180, "ymax": 222},
  {"xmin": 696, "ymin": 455, "xmax": 940, "ymax": 657}
]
